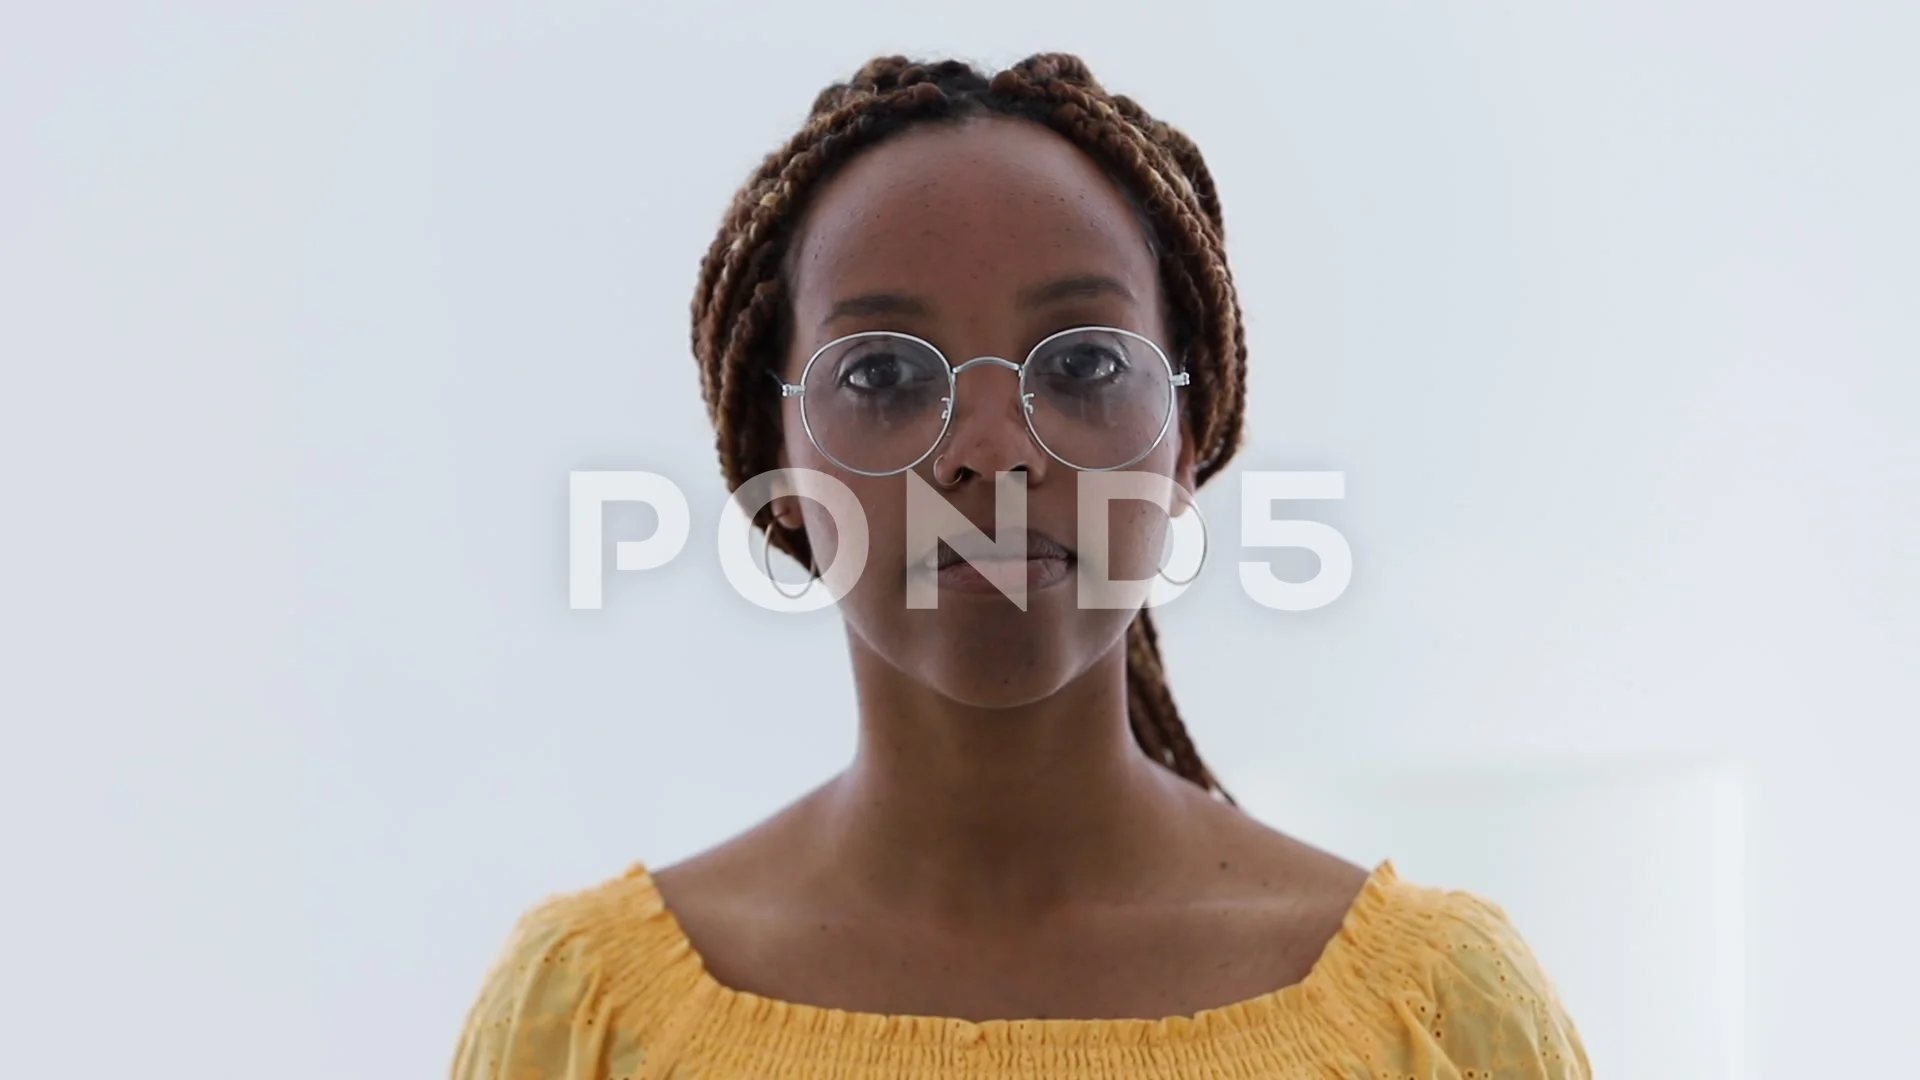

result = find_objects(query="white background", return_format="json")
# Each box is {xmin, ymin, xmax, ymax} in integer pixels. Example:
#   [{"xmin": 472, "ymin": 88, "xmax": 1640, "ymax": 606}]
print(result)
[{"xmin": 3, "ymin": 2, "xmax": 1914, "ymax": 1077}]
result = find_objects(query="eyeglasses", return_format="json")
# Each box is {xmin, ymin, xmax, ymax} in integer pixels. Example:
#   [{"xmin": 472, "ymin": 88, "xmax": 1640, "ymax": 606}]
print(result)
[{"xmin": 771, "ymin": 325, "xmax": 1189, "ymax": 477}]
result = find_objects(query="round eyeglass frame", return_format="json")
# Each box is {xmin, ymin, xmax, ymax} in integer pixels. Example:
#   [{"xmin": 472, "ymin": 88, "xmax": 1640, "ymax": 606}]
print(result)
[{"xmin": 769, "ymin": 325, "xmax": 1191, "ymax": 478}]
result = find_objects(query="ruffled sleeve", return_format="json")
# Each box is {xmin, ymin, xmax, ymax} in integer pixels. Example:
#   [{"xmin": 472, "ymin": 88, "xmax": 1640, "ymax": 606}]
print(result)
[
  {"xmin": 1386, "ymin": 888, "xmax": 1593, "ymax": 1079},
  {"xmin": 448, "ymin": 895, "xmax": 647, "ymax": 1080}
]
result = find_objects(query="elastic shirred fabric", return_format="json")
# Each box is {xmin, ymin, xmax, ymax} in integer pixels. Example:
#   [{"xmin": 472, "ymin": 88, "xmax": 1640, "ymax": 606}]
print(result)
[{"xmin": 449, "ymin": 861, "xmax": 1591, "ymax": 1080}]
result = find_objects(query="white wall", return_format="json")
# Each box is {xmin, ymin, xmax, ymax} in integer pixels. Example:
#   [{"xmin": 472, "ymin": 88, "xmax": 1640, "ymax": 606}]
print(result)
[{"xmin": 2, "ymin": 3, "xmax": 1913, "ymax": 1078}]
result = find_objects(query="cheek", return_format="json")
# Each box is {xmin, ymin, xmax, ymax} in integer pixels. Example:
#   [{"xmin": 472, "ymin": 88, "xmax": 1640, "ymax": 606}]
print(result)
[
  {"xmin": 792, "ymin": 472, "xmax": 903, "ymax": 586},
  {"xmin": 1103, "ymin": 498, "xmax": 1172, "ymax": 580},
  {"xmin": 1073, "ymin": 449, "xmax": 1183, "ymax": 577},
  {"xmin": 773, "ymin": 409, "xmax": 907, "ymax": 599},
  {"xmin": 780, "ymin": 426, "xmax": 842, "ymax": 544}
]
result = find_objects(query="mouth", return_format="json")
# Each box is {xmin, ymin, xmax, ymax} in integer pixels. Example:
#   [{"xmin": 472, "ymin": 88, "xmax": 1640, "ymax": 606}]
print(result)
[
  {"xmin": 923, "ymin": 528, "xmax": 1077, "ymax": 594},
  {"xmin": 932, "ymin": 528, "xmax": 1074, "ymax": 569}
]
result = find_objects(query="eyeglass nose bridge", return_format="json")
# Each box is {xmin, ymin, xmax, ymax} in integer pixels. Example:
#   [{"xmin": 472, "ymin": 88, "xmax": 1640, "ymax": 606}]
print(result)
[{"xmin": 941, "ymin": 354, "xmax": 1032, "ymax": 422}]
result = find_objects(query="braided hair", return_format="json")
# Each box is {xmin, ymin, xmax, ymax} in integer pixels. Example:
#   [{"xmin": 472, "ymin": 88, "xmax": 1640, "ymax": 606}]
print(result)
[{"xmin": 689, "ymin": 53, "xmax": 1249, "ymax": 805}]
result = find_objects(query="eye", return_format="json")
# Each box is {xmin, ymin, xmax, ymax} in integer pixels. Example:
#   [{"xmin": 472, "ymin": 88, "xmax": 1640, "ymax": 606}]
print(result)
[
  {"xmin": 1038, "ymin": 340, "xmax": 1130, "ymax": 383},
  {"xmin": 838, "ymin": 348, "xmax": 935, "ymax": 392}
]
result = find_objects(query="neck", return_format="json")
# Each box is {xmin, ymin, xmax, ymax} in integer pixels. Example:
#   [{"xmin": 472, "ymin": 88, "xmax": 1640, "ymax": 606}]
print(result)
[{"xmin": 810, "ymin": 630, "xmax": 1211, "ymax": 927}]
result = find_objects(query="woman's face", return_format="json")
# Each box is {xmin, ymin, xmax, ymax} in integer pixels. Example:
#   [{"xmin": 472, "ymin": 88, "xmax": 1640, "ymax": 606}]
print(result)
[{"xmin": 772, "ymin": 114, "xmax": 1196, "ymax": 708}]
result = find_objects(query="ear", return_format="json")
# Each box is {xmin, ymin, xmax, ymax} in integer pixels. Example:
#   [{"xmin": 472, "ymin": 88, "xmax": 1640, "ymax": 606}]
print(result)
[
  {"xmin": 1172, "ymin": 409, "xmax": 1200, "ymax": 513},
  {"xmin": 769, "ymin": 490, "xmax": 806, "ymax": 532},
  {"xmin": 768, "ymin": 397, "xmax": 807, "ymax": 532}
]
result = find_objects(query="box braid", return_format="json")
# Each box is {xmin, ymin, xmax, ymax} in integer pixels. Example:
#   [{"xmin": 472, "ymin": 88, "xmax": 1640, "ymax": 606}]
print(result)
[{"xmin": 689, "ymin": 53, "xmax": 1250, "ymax": 805}]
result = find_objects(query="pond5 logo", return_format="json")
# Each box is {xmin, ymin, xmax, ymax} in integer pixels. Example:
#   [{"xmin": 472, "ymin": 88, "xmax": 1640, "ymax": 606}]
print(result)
[{"xmin": 569, "ymin": 469, "xmax": 1351, "ymax": 613}]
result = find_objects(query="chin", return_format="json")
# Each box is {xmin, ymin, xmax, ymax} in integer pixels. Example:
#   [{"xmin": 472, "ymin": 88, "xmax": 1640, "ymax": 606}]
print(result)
[
  {"xmin": 847, "ymin": 595, "xmax": 1135, "ymax": 709},
  {"xmin": 922, "ymin": 670, "xmax": 1076, "ymax": 711}
]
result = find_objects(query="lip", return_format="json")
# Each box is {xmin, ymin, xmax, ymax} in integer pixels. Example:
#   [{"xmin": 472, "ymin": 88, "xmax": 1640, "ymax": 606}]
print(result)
[
  {"xmin": 933, "ymin": 527, "xmax": 1073, "ymax": 568},
  {"xmin": 918, "ymin": 527, "xmax": 1077, "ymax": 594},
  {"xmin": 935, "ymin": 554, "xmax": 1074, "ymax": 593}
]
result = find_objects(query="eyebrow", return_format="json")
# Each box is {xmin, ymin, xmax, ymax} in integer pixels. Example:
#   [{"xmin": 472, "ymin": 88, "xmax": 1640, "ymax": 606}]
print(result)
[
  {"xmin": 821, "ymin": 292, "xmax": 930, "ymax": 329},
  {"xmin": 1016, "ymin": 273, "xmax": 1137, "ymax": 309},
  {"xmin": 818, "ymin": 274, "xmax": 1138, "ymax": 330}
]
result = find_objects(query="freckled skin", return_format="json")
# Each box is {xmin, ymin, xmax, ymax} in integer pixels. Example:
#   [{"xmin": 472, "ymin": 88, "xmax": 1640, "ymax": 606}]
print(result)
[{"xmin": 772, "ymin": 115, "xmax": 1197, "ymax": 709}]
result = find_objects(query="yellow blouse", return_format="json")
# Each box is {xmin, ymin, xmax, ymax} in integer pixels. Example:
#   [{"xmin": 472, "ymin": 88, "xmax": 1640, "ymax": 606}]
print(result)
[{"xmin": 450, "ymin": 860, "xmax": 1591, "ymax": 1079}]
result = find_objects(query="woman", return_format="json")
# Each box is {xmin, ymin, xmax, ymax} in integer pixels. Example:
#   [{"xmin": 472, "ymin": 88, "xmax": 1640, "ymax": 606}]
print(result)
[{"xmin": 451, "ymin": 53, "xmax": 1591, "ymax": 1079}]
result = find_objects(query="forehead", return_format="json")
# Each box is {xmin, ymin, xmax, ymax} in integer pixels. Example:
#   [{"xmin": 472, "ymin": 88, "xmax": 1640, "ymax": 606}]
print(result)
[{"xmin": 785, "ymin": 116, "xmax": 1159, "ymax": 325}]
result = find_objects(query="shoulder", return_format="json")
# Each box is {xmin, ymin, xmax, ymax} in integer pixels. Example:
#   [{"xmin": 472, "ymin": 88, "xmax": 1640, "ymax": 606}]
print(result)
[
  {"xmin": 448, "ymin": 864, "xmax": 696, "ymax": 1080},
  {"xmin": 1331, "ymin": 869, "xmax": 1593, "ymax": 1079}
]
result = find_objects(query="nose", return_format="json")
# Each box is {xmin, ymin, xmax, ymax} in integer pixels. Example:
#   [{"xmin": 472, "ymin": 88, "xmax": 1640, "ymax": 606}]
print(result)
[{"xmin": 929, "ymin": 355, "xmax": 1050, "ymax": 487}]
